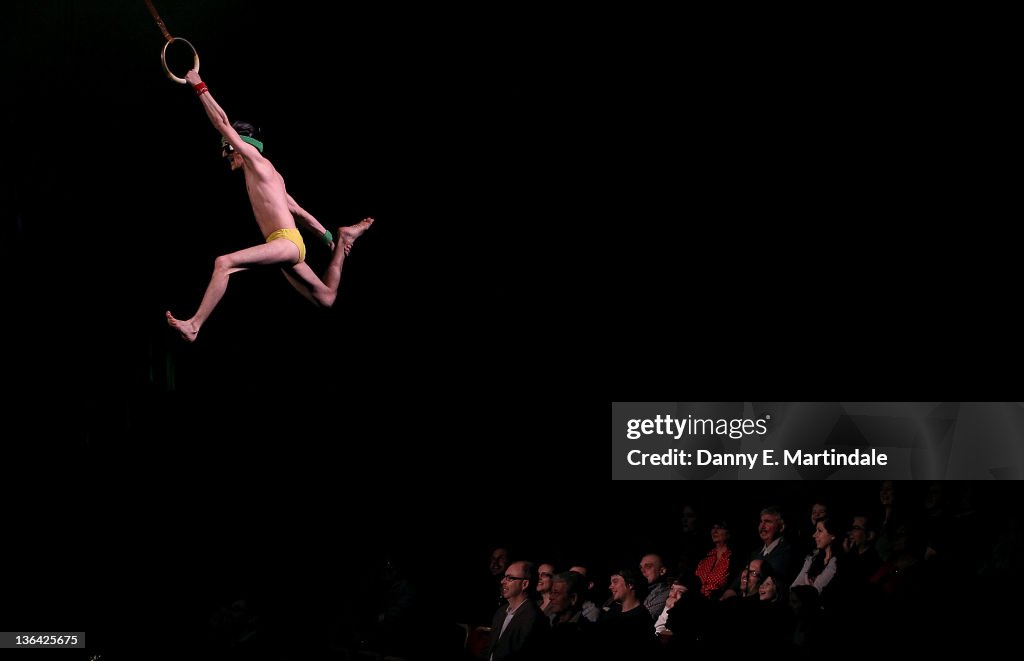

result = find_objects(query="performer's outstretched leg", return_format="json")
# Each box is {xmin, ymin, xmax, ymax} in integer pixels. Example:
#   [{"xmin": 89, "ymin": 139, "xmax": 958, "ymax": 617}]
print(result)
[
  {"xmin": 167, "ymin": 239, "xmax": 300, "ymax": 342},
  {"xmin": 282, "ymin": 217, "xmax": 374, "ymax": 308}
]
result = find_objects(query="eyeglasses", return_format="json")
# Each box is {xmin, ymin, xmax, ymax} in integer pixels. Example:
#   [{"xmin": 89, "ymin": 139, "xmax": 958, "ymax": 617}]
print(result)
[
  {"xmin": 539, "ymin": 572, "xmax": 553, "ymax": 579},
  {"xmin": 222, "ymin": 144, "xmax": 236, "ymax": 158},
  {"xmin": 501, "ymin": 575, "xmax": 527, "ymax": 582}
]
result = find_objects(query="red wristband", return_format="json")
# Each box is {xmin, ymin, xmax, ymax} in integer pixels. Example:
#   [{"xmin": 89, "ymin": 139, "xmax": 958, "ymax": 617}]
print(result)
[{"xmin": 193, "ymin": 82, "xmax": 208, "ymax": 96}]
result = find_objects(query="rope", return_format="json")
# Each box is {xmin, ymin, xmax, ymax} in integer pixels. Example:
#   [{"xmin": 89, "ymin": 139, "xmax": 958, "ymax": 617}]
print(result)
[{"xmin": 144, "ymin": 0, "xmax": 173, "ymax": 42}]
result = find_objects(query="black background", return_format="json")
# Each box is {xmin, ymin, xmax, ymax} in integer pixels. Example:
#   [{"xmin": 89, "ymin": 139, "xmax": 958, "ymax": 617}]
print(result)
[
  {"xmin": 4, "ymin": 1, "xmax": 579, "ymax": 657},
  {"xmin": 4, "ymin": 2, "xmax": 1021, "ymax": 659}
]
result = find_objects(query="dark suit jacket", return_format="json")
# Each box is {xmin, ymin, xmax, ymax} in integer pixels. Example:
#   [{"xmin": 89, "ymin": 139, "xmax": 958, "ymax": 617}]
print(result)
[
  {"xmin": 487, "ymin": 598, "xmax": 550, "ymax": 661},
  {"xmin": 760, "ymin": 536, "xmax": 800, "ymax": 585}
]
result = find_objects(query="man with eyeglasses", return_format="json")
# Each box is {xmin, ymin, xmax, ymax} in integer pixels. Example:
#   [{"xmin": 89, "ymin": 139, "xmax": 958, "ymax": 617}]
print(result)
[
  {"xmin": 840, "ymin": 514, "xmax": 881, "ymax": 590},
  {"xmin": 736, "ymin": 558, "xmax": 765, "ymax": 599},
  {"xmin": 487, "ymin": 561, "xmax": 549, "ymax": 661},
  {"xmin": 166, "ymin": 68, "xmax": 375, "ymax": 342},
  {"xmin": 716, "ymin": 560, "xmax": 765, "ymax": 605}
]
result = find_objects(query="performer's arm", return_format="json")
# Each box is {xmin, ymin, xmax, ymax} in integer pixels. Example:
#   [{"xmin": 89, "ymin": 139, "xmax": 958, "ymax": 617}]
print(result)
[
  {"xmin": 287, "ymin": 194, "xmax": 335, "ymax": 250},
  {"xmin": 184, "ymin": 69, "xmax": 259, "ymax": 160}
]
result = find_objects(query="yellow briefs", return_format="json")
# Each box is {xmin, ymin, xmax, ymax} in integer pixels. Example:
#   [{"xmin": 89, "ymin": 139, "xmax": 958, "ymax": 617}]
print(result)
[{"xmin": 265, "ymin": 228, "xmax": 306, "ymax": 263}]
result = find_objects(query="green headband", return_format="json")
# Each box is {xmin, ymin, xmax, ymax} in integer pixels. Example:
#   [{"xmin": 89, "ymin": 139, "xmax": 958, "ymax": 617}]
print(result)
[{"xmin": 221, "ymin": 135, "xmax": 264, "ymax": 153}]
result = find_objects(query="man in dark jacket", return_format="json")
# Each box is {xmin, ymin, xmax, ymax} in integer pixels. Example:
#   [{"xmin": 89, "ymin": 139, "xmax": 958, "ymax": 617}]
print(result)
[{"xmin": 488, "ymin": 560, "xmax": 549, "ymax": 660}]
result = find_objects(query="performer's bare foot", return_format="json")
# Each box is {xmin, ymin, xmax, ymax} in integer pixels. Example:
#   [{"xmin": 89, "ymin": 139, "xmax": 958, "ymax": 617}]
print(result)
[
  {"xmin": 166, "ymin": 311, "xmax": 199, "ymax": 342},
  {"xmin": 339, "ymin": 217, "xmax": 374, "ymax": 255}
]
